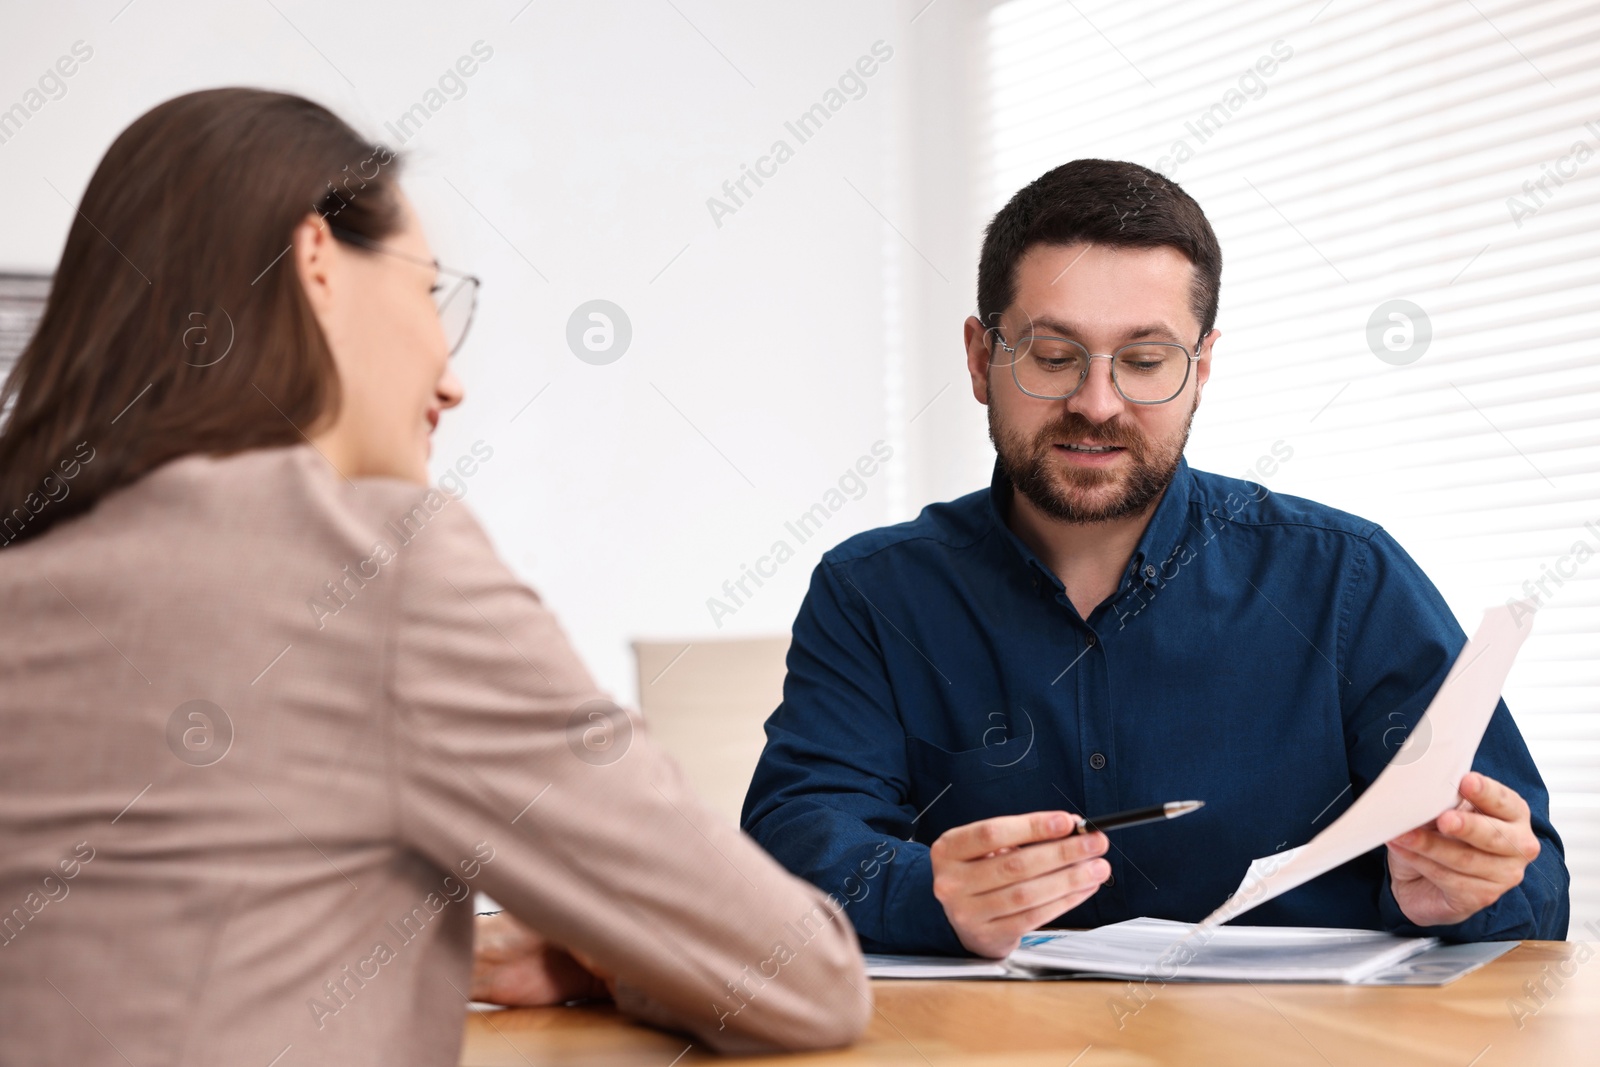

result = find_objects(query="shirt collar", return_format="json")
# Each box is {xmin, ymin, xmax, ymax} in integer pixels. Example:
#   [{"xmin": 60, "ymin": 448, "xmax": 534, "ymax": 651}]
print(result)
[{"xmin": 986, "ymin": 456, "xmax": 1196, "ymax": 593}]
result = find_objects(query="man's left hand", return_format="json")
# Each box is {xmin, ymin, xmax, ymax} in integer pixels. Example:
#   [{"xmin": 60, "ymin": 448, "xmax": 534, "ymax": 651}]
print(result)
[{"xmin": 1386, "ymin": 771, "xmax": 1541, "ymax": 928}]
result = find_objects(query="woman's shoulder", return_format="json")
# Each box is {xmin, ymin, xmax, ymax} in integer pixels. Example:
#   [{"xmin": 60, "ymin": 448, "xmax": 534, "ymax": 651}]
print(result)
[
  {"xmin": 142, "ymin": 444, "xmax": 448, "ymax": 523},
  {"xmin": 45, "ymin": 444, "xmax": 491, "ymax": 574}
]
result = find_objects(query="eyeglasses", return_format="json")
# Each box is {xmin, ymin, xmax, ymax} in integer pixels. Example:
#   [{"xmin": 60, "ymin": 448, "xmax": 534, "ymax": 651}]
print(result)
[
  {"xmin": 989, "ymin": 327, "xmax": 1201, "ymax": 405},
  {"xmin": 328, "ymin": 226, "xmax": 481, "ymax": 355}
]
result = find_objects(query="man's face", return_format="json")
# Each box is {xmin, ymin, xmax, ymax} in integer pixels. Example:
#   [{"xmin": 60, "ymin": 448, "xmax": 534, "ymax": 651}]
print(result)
[{"xmin": 964, "ymin": 242, "xmax": 1217, "ymax": 524}]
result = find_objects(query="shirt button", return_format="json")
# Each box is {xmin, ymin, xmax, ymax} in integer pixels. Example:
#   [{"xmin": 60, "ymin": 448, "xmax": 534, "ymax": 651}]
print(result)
[
  {"xmin": 1089, "ymin": 752, "xmax": 1107, "ymax": 770},
  {"xmin": 1142, "ymin": 564, "xmax": 1157, "ymax": 580},
  {"xmin": 1104, "ymin": 871, "xmax": 1116, "ymax": 887},
  {"xmin": 1085, "ymin": 633, "xmax": 1097, "ymax": 647}
]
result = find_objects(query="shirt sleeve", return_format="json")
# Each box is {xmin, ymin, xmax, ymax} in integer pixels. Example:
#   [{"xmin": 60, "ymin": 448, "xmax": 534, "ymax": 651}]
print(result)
[
  {"xmin": 742, "ymin": 557, "xmax": 967, "ymax": 955},
  {"xmin": 383, "ymin": 497, "xmax": 872, "ymax": 1053},
  {"xmin": 1340, "ymin": 528, "xmax": 1570, "ymax": 941}
]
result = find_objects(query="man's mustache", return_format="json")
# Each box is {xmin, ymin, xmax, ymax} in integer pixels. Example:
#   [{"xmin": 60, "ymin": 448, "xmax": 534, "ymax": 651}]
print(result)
[{"xmin": 1035, "ymin": 413, "xmax": 1144, "ymax": 452}]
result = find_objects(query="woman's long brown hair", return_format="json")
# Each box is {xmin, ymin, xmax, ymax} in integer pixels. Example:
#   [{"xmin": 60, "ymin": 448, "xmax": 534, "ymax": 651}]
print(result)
[{"xmin": 0, "ymin": 88, "xmax": 404, "ymax": 548}]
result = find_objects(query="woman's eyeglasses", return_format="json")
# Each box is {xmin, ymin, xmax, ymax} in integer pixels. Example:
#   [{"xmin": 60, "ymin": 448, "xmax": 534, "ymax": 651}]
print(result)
[{"xmin": 328, "ymin": 226, "xmax": 480, "ymax": 355}]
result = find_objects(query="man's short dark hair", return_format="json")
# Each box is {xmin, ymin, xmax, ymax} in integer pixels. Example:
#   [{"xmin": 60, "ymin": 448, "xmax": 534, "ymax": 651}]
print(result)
[{"xmin": 976, "ymin": 159, "xmax": 1222, "ymax": 344}]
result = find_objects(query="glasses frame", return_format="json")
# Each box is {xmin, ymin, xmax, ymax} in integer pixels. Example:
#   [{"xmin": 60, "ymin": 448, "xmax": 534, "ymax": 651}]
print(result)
[
  {"xmin": 989, "ymin": 326, "xmax": 1202, "ymax": 406},
  {"xmin": 327, "ymin": 226, "xmax": 481, "ymax": 355}
]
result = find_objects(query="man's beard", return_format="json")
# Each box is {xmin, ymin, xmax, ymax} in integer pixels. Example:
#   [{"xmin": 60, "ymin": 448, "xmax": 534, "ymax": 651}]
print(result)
[{"xmin": 989, "ymin": 397, "xmax": 1195, "ymax": 524}]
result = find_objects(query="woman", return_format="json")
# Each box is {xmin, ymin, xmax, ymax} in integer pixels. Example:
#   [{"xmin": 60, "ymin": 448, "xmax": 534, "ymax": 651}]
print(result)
[{"xmin": 0, "ymin": 89, "xmax": 868, "ymax": 1065}]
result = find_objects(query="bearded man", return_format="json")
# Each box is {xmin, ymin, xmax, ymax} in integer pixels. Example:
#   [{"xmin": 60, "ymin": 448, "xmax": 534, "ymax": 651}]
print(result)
[{"xmin": 741, "ymin": 159, "xmax": 1569, "ymax": 957}]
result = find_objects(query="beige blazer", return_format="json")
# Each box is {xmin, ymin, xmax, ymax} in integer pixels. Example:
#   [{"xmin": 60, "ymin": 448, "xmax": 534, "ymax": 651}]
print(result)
[{"xmin": 0, "ymin": 446, "xmax": 869, "ymax": 1065}]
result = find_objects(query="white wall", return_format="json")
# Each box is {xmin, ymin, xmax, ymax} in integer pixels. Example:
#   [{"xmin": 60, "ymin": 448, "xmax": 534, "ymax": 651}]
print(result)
[{"xmin": 1, "ymin": 0, "xmax": 911, "ymax": 704}]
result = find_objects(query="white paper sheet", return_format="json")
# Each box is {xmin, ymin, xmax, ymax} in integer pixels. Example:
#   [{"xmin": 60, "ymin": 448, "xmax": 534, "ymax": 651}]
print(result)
[
  {"xmin": 1199, "ymin": 601, "xmax": 1535, "ymax": 929},
  {"xmin": 863, "ymin": 955, "xmax": 1015, "ymax": 979}
]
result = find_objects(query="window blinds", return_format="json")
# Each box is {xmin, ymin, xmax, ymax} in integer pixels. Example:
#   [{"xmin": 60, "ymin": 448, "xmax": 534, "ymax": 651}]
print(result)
[{"xmin": 982, "ymin": 0, "xmax": 1600, "ymax": 935}]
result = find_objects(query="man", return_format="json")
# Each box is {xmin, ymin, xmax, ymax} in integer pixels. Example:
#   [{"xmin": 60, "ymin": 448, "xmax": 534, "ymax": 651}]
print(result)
[{"xmin": 742, "ymin": 159, "xmax": 1569, "ymax": 957}]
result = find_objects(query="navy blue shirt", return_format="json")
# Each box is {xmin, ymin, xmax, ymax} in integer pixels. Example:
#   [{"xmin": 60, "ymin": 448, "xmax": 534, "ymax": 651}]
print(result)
[{"xmin": 742, "ymin": 459, "xmax": 1569, "ymax": 954}]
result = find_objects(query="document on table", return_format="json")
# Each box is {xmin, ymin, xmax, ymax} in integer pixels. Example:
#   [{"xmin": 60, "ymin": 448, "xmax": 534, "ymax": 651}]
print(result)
[
  {"xmin": 1199, "ymin": 601, "xmax": 1535, "ymax": 930},
  {"xmin": 1011, "ymin": 918, "xmax": 1436, "ymax": 982},
  {"xmin": 865, "ymin": 917, "xmax": 1513, "ymax": 985},
  {"xmin": 861, "ymin": 955, "xmax": 1020, "ymax": 980}
]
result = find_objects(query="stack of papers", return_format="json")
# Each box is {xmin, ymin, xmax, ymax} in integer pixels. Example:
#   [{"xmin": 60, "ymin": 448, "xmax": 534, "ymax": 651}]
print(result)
[
  {"xmin": 867, "ymin": 917, "xmax": 1512, "ymax": 985},
  {"xmin": 1012, "ymin": 917, "xmax": 1435, "ymax": 982}
]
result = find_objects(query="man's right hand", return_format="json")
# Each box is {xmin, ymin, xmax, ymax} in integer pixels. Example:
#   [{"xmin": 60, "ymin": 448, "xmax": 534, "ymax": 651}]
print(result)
[{"xmin": 929, "ymin": 810, "xmax": 1110, "ymax": 958}]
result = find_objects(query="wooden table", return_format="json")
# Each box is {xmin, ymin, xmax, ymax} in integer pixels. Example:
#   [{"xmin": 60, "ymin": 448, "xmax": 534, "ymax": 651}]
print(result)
[{"xmin": 461, "ymin": 941, "xmax": 1599, "ymax": 1066}]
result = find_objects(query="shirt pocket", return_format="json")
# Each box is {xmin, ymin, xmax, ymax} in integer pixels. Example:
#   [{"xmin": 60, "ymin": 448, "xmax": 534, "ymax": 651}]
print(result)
[
  {"xmin": 904, "ymin": 734, "xmax": 1041, "ymax": 785},
  {"xmin": 903, "ymin": 736, "xmax": 1043, "ymax": 838}
]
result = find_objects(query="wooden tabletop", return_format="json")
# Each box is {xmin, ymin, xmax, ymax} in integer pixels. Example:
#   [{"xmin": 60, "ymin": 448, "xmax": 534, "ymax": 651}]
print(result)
[{"xmin": 461, "ymin": 941, "xmax": 1599, "ymax": 1066}]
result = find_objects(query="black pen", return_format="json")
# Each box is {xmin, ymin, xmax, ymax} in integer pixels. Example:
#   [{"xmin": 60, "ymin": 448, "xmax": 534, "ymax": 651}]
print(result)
[{"xmin": 1073, "ymin": 800, "xmax": 1204, "ymax": 835}]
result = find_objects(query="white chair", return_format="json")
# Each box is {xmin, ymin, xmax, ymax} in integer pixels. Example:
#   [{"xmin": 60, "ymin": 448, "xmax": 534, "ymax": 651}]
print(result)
[{"xmin": 631, "ymin": 635, "xmax": 790, "ymax": 825}]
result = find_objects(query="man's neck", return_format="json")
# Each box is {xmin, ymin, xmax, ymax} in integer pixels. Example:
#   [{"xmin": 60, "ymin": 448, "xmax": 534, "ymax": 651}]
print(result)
[{"xmin": 1004, "ymin": 485, "xmax": 1164, "ymax": 620}]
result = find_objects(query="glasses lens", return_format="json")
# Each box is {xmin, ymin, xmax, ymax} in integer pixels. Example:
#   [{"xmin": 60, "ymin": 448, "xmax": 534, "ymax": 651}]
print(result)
[
  {"xmin": 436, "ymin": 277, "xmax": 478, "ymax": 354},
  {"xmin": 1014, "ymin": 337, "xmax": 1089, "ymax": 398},
  {"xmin": 1112, "ymin": 343, "xmax": 1189, "ymax": 402}
]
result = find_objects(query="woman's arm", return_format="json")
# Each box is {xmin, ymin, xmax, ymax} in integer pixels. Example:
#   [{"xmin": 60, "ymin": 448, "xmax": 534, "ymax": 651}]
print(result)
[{"xmin": 385, "ymin": 497, "xmax": 871, "ymax": 1053}]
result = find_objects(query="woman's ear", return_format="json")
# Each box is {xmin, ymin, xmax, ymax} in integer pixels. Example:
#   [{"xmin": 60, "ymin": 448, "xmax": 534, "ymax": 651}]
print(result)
[{"xmin": 293, "ymin": 213, "xmax": 337, "ymax": 316}]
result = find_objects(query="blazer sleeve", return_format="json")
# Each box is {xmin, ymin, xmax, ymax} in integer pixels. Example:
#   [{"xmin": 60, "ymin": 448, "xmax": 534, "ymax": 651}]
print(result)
[{"xmin": 382, "ymin": 495, "xmax": 871, "ymax": 1053}]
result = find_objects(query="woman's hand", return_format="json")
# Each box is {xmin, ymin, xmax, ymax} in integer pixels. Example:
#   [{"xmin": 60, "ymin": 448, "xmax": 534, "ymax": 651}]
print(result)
[{"xmin": 470, "ymin": 911, "xmax": 610, "ymax": 1006}]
